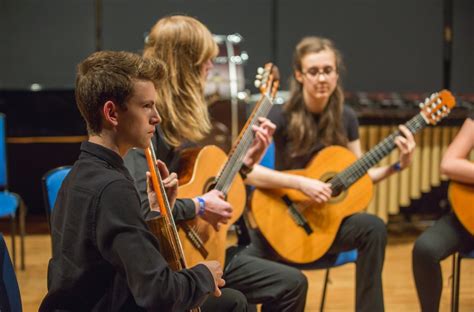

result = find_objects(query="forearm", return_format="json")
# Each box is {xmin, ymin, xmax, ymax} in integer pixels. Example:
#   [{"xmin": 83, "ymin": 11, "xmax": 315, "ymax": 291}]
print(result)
[
  {"xmin": 245, "ymin": 164, "xmax": 301, "ymax": 190},
  {"xmin": 441, "ymin": 159, "xmax": 474, "ymax": 184},
  {"xmin": 368, "ymin": 165, "xmax": 398, "ymax": 184}
]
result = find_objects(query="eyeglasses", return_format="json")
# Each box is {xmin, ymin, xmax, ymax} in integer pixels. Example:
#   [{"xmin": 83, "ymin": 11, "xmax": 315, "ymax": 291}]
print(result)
[{"xmin": 301, "ymin": 66, "xmax": 336, "ymax": 79}]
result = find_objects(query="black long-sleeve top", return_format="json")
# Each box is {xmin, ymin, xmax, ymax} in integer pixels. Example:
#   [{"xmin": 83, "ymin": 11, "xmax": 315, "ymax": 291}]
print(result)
[
  {"xmin": 40, "ymin": 141, "xmax": 214, "ymax": 312},
  {"xmin": 124, "ymin": 126, "xmax": 197, "ymax": 221}
]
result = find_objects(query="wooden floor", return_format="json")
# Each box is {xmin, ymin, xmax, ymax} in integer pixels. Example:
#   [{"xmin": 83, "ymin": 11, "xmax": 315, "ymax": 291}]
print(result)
[{"xmin": 9, "ymin": 221, "xmax": 474, "ymax": 312}]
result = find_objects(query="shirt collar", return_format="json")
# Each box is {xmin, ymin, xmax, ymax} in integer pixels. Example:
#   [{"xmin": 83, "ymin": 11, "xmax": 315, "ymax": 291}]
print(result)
[{"xmin": 80, "ymin": 141, "xmax": 134, "ymax": 181}]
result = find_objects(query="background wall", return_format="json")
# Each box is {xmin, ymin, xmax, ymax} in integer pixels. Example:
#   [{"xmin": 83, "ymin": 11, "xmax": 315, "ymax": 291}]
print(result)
[{"xmin": 1, "ymin": 0, "xmax": 472, "ymax": 93}]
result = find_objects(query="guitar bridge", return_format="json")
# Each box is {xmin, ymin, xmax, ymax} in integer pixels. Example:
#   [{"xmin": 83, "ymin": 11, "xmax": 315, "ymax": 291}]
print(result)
[
  {"xmin": 180, "ymin": 222, "xmax": 209, "ymax": 258},
  {"xmin": 281, "ymin": 195, "xmax": 313, "ymax": 235}
]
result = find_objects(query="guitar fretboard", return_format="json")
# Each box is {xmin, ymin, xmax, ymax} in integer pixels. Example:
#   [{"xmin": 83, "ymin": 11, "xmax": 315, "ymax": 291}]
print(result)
[
  {"xmin": 215, "ymin": 95, "xmax": 274, "ymax": 194},
  {"xmin": 331, "ymin": 113, "xmax": 427, "ymax": 191}
]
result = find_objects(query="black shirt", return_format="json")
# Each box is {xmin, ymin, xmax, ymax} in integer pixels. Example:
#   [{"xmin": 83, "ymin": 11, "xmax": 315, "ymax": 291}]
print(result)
[
  {"xmin": 268, "ymin": 104, "xmax": 359, "ymax": 170},
  {"xmin": 124, "ymin": 126, "xmax": 197, "ymax": 221},
  {"xmin": 40, "ymin": 141, "xmax": 214, "ymax": 312}
]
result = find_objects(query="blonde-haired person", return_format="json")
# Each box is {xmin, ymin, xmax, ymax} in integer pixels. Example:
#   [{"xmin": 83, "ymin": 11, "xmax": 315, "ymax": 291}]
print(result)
[
  {"xmin": 412, "ymin": 114, "xmax": 474, "ymax": 311},
  {"xmin": 243, "ymin": 36, "xmax": 417, "ymax": 312},
  {"xmin": 125, "ymin": 15, "xmax": 308, "ymax": 311}
]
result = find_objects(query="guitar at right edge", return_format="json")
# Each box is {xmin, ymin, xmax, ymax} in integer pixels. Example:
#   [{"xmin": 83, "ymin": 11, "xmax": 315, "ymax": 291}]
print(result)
[{"xmin": 449, "ymin": 177, "xmax": 474, "ymax": 236}]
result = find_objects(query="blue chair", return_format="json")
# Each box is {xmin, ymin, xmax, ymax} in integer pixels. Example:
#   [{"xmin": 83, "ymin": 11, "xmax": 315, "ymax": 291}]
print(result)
[
  {"xmin": 451, "ymin": 249, "xmax": 474, "ymax": 312},
  {"xmin": 258, "ymin": 141, "xmax": 358, "ymax": 312},
  {"xmin": 41, "ymin": 166, "xmax": 71, "ymax": 231},
  {"xmin": 0, "ymin": 233, "xmax": 22, "ymax": 312},
  {"xmin": 0, "ymin": 114, "xmax": 26, "ymax": 270}
]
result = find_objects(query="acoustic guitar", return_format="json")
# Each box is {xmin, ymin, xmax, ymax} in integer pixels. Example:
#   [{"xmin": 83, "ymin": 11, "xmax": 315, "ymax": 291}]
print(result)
[
  {"xmin": 177, "ymin": 63, "xmax": 280, "ymax": 266},
  {"xmin": 449, "ymin": 179, "xmax": 474, "ymax": 236},
  {"xmin": 251, "ymin": 90, "xmax": 456, "ymax": 263}
]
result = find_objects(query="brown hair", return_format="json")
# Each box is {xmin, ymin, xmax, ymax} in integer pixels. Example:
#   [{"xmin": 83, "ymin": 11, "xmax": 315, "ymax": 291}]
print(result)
[
  {"xmin": 284, "ymin": 36, "xmax": 348, "ymax": 157},
  {"xmin": 75, "ymin": 50, "xmax": 165, "ymax": 135},
  {"xmin": 144, "ymin": 15, "xmax": 218, "ymax": 146}
]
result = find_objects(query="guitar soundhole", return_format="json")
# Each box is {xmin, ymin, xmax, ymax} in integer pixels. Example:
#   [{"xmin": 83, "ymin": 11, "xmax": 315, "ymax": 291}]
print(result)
[
  {"xmin": 204, "ymin": 178, "xmax": 218, "ymax": 194},
  {"xmin": 320, "ymin": 172, "xmax": 347, "ymax": 203}
]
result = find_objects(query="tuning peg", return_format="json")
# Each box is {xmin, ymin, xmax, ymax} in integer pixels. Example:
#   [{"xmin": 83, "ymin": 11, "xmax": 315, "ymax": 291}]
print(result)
[
  {"xmin": 419, "ymin": 102, "xmax": 425, "ymax": 109},
  {"xmin": 257, "ymin": 67, "xmax": 264, "ymax": 75},
  {"xmin": 254, "ymin": 80, "xmax": 262, "ymax": 88},
  {"xmin": 426, "ymin": 108, "xmax": 432, "ymax": 113},
  {"xmin": 256, "ymin": 74, "xmax": 263, "ymax": 80}
]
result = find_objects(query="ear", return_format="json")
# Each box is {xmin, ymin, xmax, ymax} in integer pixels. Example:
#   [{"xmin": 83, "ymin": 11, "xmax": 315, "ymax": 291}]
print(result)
[
  {"xmin": 103, "ymin": 101, "xmax": 119, "ymax": 127},
  {"xmin": 294, "ymin": 70, "xmax": 304, "ymax": 84}
]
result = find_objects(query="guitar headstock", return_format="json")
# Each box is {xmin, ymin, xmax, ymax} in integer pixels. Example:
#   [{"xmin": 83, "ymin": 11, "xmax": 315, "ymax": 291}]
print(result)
[
  {"xmin": 419, "ymin": 89, "xmax": 456, "ymax": 125},
  {"xmin": 254, "ymin": 63, "xmax": 280, "ymax": 99}
]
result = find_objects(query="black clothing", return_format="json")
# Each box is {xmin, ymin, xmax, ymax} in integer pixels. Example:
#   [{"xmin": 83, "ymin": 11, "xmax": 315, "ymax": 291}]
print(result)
[
  {"xmin": 125, "ymin": 126, "xmax": 308, "ymax": 312},
  {"xmin": 40, "ymin": 141, "xmax": 214, "ymax": 312},
  {"xmin": 243, "ymin": 104, "xmax": 387, "ymax": 312},
  {"xmin": 268, "ymin": 104, "xmax": 359, "ymax": 170},
  {"xmin": 413, "ymin": 212, "xmax": 474, "ymax": 311},
  {"xmin": 124, "ymin": 126, "xmax": 196, "ymax": 222},
  {"xmin": 412, "ymin": 114, "xmax": 474, "ymax": 311}
]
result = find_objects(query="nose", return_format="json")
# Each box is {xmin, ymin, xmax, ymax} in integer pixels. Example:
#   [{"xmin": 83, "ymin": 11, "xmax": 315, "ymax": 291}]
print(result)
[
  {"xmin": 151, "ymin": 105, "xmax": 161, "ymax": 125},
  {"xmin": 318, "ymin": 73, "xmax": 327, "ymax": 82},
  {"xmin": 207, "ymin": 59, "xmax": 214, "ymax": 71}
]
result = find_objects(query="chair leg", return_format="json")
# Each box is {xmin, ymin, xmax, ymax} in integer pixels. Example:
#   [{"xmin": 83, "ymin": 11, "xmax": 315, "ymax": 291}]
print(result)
[
  {"xmin": 320, "ymin": 268, "xmax": 331, "ymax": 312},
  {"xmin": 10, "ymin": 215, "xmax": 16, "ymax": 270},
  {"xmin": 451, "ymin": 253, "xmax": 461, "ymax": 312},
  {"xmin": 19, "ymin": 200, "xmax": 26, "ymax": 270}
]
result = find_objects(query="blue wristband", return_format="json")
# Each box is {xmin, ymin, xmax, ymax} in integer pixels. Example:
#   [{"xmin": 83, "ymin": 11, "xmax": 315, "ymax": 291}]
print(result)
[
  {"xmin": 392, "ymin": 162, "xmax": 402, "ymax": 172},
  {"xmin": 197, "ymin": 197, "xmax": 206, "ymax": 216}
]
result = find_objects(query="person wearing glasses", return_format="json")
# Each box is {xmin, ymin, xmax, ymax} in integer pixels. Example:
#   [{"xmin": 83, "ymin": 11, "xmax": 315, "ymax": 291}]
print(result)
[{"xmin": 243, "ymin": 36, "xmax": 416, "ymax": 312}]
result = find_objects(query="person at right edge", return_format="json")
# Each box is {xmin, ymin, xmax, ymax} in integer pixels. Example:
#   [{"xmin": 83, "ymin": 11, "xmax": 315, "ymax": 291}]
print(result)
[{"xmin": 412, "ymin": 112, "xmax": 474, "ymax": 311}]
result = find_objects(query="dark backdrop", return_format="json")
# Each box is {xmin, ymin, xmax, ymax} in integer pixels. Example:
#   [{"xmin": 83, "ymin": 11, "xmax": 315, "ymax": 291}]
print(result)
[{"xmin": 1, "ymin": 0, "xmax": 472, "ymax": 92}]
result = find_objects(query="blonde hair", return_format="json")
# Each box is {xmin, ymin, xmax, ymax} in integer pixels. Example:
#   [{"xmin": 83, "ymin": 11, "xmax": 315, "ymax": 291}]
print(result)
[{"xmin": 144, "ymin": 15, "xmax": 218, "ymax": 146}]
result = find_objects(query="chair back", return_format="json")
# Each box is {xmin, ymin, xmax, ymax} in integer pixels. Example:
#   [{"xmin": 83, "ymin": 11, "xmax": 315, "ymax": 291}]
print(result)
[
  {"xmin": 41, "ymin": 166, "xmax": 71, "ymax": 228},
  {"xmin": 0, "ymin": 114, "xmax": 7, "ymax": 189},
  {"xmin": 0, "ymin": 233, "xmax": 22, "ymax": 312},
  {"xmin": 259, "ymin": 141, "xmax": 275, "ymax": 169}
]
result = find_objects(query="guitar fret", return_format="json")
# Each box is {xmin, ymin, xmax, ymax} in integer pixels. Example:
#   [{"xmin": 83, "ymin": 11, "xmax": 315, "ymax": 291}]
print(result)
[
  {"xmin": 216, "ymin": 96, "xmax": 273, "ymax": 193},
  {"xmin": 335, "ymin": 112, "xmax": 428, "ymax": 189}
]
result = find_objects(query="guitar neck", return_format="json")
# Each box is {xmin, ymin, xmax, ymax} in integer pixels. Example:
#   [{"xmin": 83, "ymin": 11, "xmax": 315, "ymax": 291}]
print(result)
[
  {"xmin": 214, "ymin": 95, "xmax": 273, "ymax": 194},
  {"xmin": 145, "ymin": 144, "xmax": 188, "ymax": 269},
  {"xmin": 333, "ymin": 113, "xmax": 428, "ymax": 190}
]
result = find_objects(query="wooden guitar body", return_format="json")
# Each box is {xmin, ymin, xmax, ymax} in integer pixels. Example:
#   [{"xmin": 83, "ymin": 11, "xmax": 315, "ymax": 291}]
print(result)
[
  {"xmin": 251, "ymin": 145, "xmax": 373, "ymax": 263},
  {"xmin": 449, "ymin": 181, "xmax": 474, "ymax": 236},
  {"xmin": 177, "ymin": 145, "xmax": 246, "ymax": 266}
]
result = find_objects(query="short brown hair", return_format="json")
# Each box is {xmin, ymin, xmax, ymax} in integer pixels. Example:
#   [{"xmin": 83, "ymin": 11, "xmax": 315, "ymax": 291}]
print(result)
[{"xmin": 75, "ymin": 50, "xmax": 166, "ymax": 135}]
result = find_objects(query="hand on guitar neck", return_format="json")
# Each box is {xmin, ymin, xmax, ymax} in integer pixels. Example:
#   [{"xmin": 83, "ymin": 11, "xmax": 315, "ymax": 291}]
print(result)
[
  {"xmin": 194, "ymin": 190, "xmax": 233, "ymax": 231},
  {"xmin": 242, "ymin": 117, "xmax": 276, "ymax": 170},
  {"xmin": 146, "ymin": 160, "xmax": 179, "ymax": 210}
]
